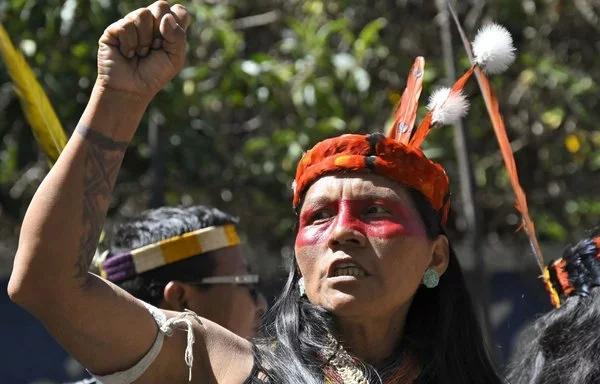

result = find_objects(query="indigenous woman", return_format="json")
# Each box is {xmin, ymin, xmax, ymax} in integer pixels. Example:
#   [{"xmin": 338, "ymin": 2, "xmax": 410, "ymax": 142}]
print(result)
[
  {"xmin": 506, "ymin": 228, "xmax": 600, "ymax": 384},
  {"xmin": 8, "ymin": 2, "xmax": 517, "ymax": 383}
]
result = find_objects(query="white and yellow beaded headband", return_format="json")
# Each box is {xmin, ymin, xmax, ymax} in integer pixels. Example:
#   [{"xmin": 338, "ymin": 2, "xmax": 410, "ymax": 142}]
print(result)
[{"xmin": 99, "ymin": 224, "xmax": 240, "ymax": 282}]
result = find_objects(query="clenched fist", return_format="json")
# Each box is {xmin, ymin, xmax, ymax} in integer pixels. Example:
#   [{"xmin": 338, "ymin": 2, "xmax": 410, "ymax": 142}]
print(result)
[{"xmin": 96, "ymin": 1, "xmax": 190, "ymax": 102}]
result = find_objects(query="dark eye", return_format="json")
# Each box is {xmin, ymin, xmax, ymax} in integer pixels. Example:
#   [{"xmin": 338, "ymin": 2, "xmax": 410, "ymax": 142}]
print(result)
[
  {"xmin": 310, "ymin": 210, "xmax": 333, "ymax": 223},
  {"xmin": 364, "ymin": 205, "xmax": 391, "ymax": 216}
]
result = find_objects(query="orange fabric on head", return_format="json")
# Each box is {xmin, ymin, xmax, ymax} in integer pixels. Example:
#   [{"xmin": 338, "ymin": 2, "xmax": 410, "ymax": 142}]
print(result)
[{"xmin": 293, "ymin": 133, "xmax": 449, "ymax": 223}]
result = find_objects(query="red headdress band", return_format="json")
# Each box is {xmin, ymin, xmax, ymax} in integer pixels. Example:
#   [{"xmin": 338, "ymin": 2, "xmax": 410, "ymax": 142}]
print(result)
[{"xmin": 292, "ymin": 132, "xmax": 451, "ymax": 223}]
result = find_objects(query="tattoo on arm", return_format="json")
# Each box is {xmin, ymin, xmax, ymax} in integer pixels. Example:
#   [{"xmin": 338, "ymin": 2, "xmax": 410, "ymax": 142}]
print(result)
[{"xmin": 74, "ymin": 125, "xmax": 128, "ymax": 281}]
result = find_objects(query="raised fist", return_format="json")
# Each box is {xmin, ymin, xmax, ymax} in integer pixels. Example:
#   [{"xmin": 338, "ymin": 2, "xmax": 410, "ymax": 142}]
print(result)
[{"xmin": 96, "ymin": 1, "xmax": 190, "ymax": 102}]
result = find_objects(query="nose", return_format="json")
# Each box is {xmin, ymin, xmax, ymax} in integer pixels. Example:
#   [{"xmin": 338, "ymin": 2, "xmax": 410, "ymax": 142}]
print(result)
[{"xmin": 328, "ymin": 209, "xmax": 366, "ymax": 248}]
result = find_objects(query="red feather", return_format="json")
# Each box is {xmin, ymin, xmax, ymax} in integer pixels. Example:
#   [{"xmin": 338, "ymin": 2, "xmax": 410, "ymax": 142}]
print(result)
[
  {"xmin": 474, "ymin": 67, "xmax": 545, "ymax": 272},
  {"xmin": 409, "ymin": 66, "xmax": 475, "ymax": 148},
  {"xmin": 408, "ymin": 110, "xmax": 433, "ymax": 149},
  {"xmin": 450, "ymin": 65, "xmax": 475, "ymax": 93},
  {"xmin": 390, "ymin": 57, "xmax": 425, "ymax": 143},
  {"xmin": 447, "ymin": 0, "xmax": 545, "ymax": 272}
]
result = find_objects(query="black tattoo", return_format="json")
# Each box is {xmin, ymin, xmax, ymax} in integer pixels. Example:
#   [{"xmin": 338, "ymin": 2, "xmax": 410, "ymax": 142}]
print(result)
[{"xmin": 74, "ymin": 125, "xmax": 128, "ymax": 281}]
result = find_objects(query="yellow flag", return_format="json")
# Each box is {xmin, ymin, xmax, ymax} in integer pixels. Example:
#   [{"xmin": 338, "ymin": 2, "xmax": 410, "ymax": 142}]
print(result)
[{"xmin": 0, "ymin": 24, "xmax": 67, "ymax": 163}]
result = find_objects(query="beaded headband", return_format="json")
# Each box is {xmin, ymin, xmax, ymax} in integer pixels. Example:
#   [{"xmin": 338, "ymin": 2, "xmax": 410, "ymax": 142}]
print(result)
[
  {"xmin": 543, "ymin": 229, "xmax": 600, "ymax": 307},
  {"xmin": 99, "ymin": 224, "xmax": 240, "ymax": 283}
]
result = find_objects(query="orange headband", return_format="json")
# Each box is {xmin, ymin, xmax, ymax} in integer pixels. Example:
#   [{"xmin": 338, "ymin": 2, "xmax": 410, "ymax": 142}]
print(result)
[{"xmin": 292, "ymin": 132, "xmax": 450, "ymax": 224}]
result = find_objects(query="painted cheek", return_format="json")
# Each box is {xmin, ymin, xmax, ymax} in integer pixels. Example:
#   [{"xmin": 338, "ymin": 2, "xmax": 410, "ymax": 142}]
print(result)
[
  {"xmin": 362, "ymin": 217, "xmax": 423, "ymax": 238},
  {"xmin": 354, "ymin": 200, "xmax": 426, "ymax": 239},
  {"xmin": 296, "ymin": 201, "xmax": 339, "ymax": 247},
  {"xmin": 296, "ymin": 218, "xmax": 333, "ymax": 248}
]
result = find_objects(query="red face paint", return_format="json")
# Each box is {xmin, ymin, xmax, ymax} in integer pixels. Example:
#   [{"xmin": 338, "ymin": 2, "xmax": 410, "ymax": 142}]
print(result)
[{"xmin": 295, "ymin": 199, "xmax": 426, "ymax": 247}]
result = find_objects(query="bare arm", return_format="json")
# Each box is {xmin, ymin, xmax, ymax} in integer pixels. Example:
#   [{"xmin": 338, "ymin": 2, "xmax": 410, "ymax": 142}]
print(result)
[
  {"xmin": 6, "ymin": 2, "xmax": 254, "ymax": 381},
  {"xmin": 8, "ymin": 88, "xmax": 161, "ymax": 373}
]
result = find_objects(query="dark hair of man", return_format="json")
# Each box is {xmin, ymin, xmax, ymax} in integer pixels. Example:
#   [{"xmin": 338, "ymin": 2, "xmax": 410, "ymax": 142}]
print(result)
[
  {"xmin": 248, "ymin": 189, "xmax": 503, "ymax": 384},
  {"xmin": 506, "ymin": 227, "xmax": 600, "ymax": 384},
  {"xmin": 105, "ymin": 206, "xmax": 239, "ymax": 306}
]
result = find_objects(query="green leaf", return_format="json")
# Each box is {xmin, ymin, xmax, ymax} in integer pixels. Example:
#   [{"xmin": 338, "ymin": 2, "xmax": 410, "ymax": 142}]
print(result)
[
  {"xmin": 541, "ymin": 107, "xmax": 565, "ymax": 129},
  {"xmin": 71, "ymin": 42, "xmax": 90, "ymax": 58},
  {"xmin": 244, "ymin": 137, "xmax": 270, "ymax": 155},
  {"xmin": 354, "ymin": 17, "xmax": 387, "ymax": 62}
]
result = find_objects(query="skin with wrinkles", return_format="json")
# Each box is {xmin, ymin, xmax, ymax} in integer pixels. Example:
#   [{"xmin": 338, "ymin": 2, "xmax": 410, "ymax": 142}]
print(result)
[{"xmin": 294, "ymin": 174, "xmax": 439, "ymax": 350}]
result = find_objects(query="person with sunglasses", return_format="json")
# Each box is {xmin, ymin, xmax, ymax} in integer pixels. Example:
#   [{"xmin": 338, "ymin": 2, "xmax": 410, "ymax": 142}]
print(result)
[
  {"xmin": 97, "ymin": 205, "xmax": 267, "ymax": 340},
  {"xmin": 63, "ymin": 205, "xmax": 266, "ymax": 383},
  {"xmin": 67, "ymin": 205, "xmax": 267, "ymax": 383}
]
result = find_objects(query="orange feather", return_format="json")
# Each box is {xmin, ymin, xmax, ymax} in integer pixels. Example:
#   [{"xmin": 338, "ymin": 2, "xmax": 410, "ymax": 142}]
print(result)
[
  {"xmin": 474, "ymin": 67, "xmax": 545, "ymax": 272},
  {"xmin": 450, "ymin": 66, "xmax": 475, "ymax": 93},
  {"xmin": 408, "ymin": 110, "xmax": 433, "ymax": 149},
  {"xmin": 447, "ymin": 0, "xmax": 545, "ymax": 272},
  {"xmin": 409, "ymin": 66, "xmax": 475, "ymax": 148},
  {"xmin": 390, "ymin": 57, "xmax": 425, "ymax": 143}
]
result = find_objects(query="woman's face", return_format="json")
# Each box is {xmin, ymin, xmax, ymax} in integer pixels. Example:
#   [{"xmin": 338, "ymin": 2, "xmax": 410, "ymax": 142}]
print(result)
[{"xmin": 295, "ymin": 174, "xmax": 448, "ymax": 320}]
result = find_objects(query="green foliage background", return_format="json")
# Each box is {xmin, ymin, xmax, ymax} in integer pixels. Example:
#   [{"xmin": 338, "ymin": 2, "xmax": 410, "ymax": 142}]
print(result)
[{"xmin": 1, "ymin": 0, "xmax": 599, "ymax": 278}]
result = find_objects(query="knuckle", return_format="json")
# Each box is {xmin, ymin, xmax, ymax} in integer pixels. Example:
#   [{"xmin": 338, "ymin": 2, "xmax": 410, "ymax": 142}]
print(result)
[
  {"xmin": 106, "ymin": 19, "xmax": 122, "ymax": 31},
  {"xmin": 137, "ymin": 8, "xmax": 153, "ymax": 21},
  {"xmin": 130, "ymin": 14, "xmax": 144, "ymax": 27},
  {"xmin": 125, "ymin": 8, "xmax": 145, "ymax": 23},
  {"xmin": 120, "ymin": 21, "xmax": 134, "ymax": 34},
  {"xmin": 117, "ymin": 18, "xmax": 132, "ymax": 29},
  {"xmin": 150, "ymin": 1, "xmax": 171, "ymax": 14},
  {"xmin": 171, "ymin": 4, "xmax": 187, "ymax": 12}
]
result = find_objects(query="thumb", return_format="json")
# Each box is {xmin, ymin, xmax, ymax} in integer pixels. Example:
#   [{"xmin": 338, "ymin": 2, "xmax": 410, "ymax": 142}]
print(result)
[
  {"xmin": 170, "ymin": 4, "xmax": 190, "ymax": 32},
  {"xmin": 159, "ymin": 13, "xmax": 187, "ymax": 58}
]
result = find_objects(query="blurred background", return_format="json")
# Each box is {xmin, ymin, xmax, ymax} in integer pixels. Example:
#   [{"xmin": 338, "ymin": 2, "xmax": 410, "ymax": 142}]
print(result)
[{"xmin": 1, "ymin": 0, "xmax": 599, "ymax": 382}]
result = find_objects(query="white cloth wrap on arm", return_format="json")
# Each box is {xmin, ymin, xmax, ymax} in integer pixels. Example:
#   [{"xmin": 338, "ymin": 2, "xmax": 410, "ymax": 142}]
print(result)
[{"xmin": 92, "ymin": 301, "xmax": 204, "ymax": 384}]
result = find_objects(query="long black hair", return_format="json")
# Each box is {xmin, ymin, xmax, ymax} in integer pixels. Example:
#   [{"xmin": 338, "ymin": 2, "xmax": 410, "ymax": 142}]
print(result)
[
  {"xmin": 250, "ymin": 188, "xmax": 503, "ymax": 383},
  {"xmin": 506, "ymin": 227, "xmax": 600, "ymax": 384}
]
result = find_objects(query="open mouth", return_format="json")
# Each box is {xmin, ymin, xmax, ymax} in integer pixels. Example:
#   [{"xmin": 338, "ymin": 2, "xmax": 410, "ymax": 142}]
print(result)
[{"xmin": 331, "ymin": 262, "xmax": 367, "ymax": 277}]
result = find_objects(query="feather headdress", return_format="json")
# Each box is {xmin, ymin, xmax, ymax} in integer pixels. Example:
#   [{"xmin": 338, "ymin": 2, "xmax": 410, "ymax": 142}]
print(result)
[{"xmin": 293, "ymin": 15, "xmax": 524, "ymax": 233}]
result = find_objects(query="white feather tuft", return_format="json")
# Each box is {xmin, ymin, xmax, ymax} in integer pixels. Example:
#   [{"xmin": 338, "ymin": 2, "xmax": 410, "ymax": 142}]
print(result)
[
  {"xmin": 427, "ymin": 88, "xmax": 451, "ymax": 111},
  {"xmin": 427, "ymin": 87, "xmax": 469, "ymax": 125},
  {"xmin": 472, "ymin": 23, "xmax": 516, "ymax": 74}
]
